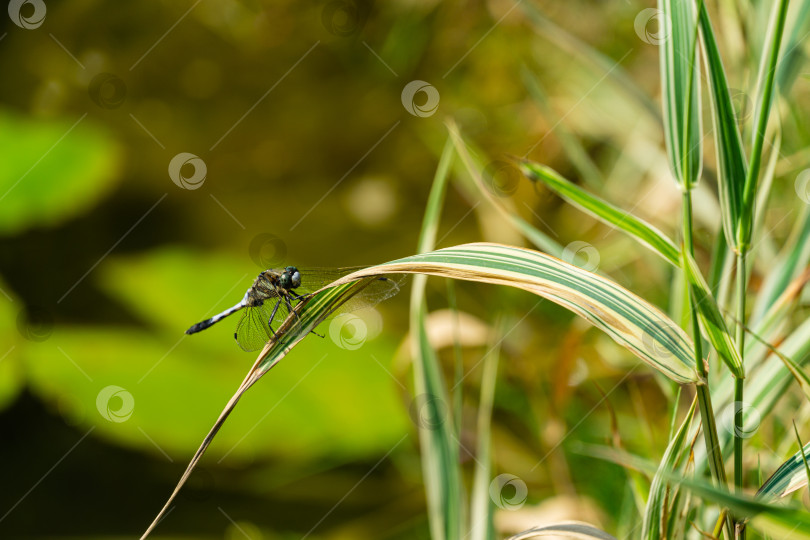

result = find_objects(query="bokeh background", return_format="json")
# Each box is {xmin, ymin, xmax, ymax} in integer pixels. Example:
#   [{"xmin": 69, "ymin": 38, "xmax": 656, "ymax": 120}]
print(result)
[{"xmin": 2, "ymin": 0, "xmax": 808, "ymax": 538}]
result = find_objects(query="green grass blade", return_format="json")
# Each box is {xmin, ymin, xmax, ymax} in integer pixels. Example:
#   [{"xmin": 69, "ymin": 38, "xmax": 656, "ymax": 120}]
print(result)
[
  {"xmin": 506, "ymin": 522, "xmax": 617, "ymax": 540},
  {"xmin": 412, "ymin": 135, "xmax": 463, "ymax": 540},
  {"xmin": 681, "ymin": 251, "xmax": 744, "ymax": 378},
  {"xmin": 659, "ymin": 0, "xmax": 702, "ymax": 188},
  {"xmin": 520, "ymin": 161, "xmax": 742, "ymax": 378},
  {"xmin": 759, "ymin": 440, "xmax": 810, "ymax": 499},
  {"xmin": 359, "ymin": 243, "xmax": 698, "ymax": 383},
  {"xmin": 739, "ymin": 0, "xmax": 790, "ymax": 250},
  {"xmin": 698, "ymin": 1, "xmax": 748, "ymax": 251},
  {"xmin": 469, "ymin": 324, "xmax": 501, "ymax": 540},
  {"xmin": 643, "ymin": 398, "xmax": 697, "ymax": 540},
  {"xmin": 520, "ymin": 161, "xmax": 680, "ymax": 266},
  {"xmin": 585, "ymin": 446, "xmax": 810, "ymax": 539}
]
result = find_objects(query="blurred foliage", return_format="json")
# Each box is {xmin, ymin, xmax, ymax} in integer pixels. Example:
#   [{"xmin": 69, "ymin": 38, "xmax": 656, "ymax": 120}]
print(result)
[{"xmin": 1, "ymin": 0, "xmax": 809, "ymax": 538}]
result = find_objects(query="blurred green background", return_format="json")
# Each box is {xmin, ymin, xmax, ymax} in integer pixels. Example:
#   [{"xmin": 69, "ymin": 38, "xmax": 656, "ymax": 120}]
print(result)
[{"xmin": 3, "ymin": 0, "xmax": 806, "ymax": 538}]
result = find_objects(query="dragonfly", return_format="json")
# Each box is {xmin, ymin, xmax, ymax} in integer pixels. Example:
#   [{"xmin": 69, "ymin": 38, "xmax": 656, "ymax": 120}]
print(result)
[{"xmin": 185, "ymin": 266, "xmax": 401, "ymax": 351}]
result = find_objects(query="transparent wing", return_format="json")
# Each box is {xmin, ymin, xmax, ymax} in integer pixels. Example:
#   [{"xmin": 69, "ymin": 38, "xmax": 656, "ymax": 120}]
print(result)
[
  {"xmin": 234, "ymin": 298, "xmax": 290, "ymax": 352},
  {"xmin": 295, "ymin": 268, "xmax": 405, "ymax": 312}
]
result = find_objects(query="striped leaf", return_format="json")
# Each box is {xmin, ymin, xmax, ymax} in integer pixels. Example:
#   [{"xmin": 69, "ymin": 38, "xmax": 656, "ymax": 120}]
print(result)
[
  {"xmin": 586, "ymin": 445, "xmax": 810, "ymax": 539},
  {"xmin": 739, "ymin": 0, "xmax": 790, "ymax": 250},
  {"xmin": 658, "ymin": 0, "xmax": 702, "ymax": 188},
  {"xmin": 506, "ymin": 522, "xmax": 617, "ymax": 540},
  {"xmin": 758, "ymin": 441, "xmax": 810, "ymax": 499},
  {"xmin": 643, "ymin": 398, "xmax": 696, "ymax": 540},
  {"xmin": 520, "ymin": 161, "xmax": 743, "ymax": 378},
  {"xmin": 346, "ymin": 243, "xmax": 698, "ymax": 384},
  {"xmin": 520, "ymin": 162, "xmax": 679, "ymax": 266},
  {"xmin": 698, "ymin": 1, "xmax": 748, "ymax": 251}
]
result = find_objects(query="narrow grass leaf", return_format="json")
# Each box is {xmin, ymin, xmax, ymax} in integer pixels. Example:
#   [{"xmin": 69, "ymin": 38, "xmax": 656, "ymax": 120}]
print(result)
[
  {"xmin": 506, "ymin": 522, "xmax": 617, "ymax": 540},
  {"xmin": 759, "ymin": 440, "xmax": 810, "ymax": 499},
  {"xmin": 681, "ymin": 250, "xmax": 744, "ymax": 378},
  {"xmin": 698, "ymin": 1, "xmax": 748, "ymax": 251},
  {"xmin": 739, "ymin": 0, "xmax": 790, "ymax": 250},
  {"xmin": 659, "ymin": 0, "xmax": 701, "ymax": 188},
  {"xmin": 412, "ymin": 135, "xmax": 463, "ymax": 540},
  {"xmin": 520, "ymin": 161, "xmax": 680, "ymax": 266},
  {"xmin": 643, "ymin": 398, "xmax": 696, "ymax": 540},
  {"xmin": 469, "ymin": 323, "xmax": 501, "ymax": 540},
  {"xmin": 342, "ymin": 243, "xmax": 698, "ymax": 383},
  {"xmin": 583, "ymin": 445, "xmax": 810, "ymax": 539}
]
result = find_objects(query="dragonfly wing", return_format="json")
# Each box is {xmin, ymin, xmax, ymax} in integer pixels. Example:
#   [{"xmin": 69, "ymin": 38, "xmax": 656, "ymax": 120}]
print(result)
[
  {"xmin": 234, "ymin": 299, "xmax": 291, "ymax": 352},
  {"xmin": 295, "ymin": 268, "xmax": 404, "ymax": 316}
]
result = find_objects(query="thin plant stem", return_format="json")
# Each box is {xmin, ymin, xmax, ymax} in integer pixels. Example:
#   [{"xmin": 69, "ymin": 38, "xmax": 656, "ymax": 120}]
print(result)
[
  {"xmin": 734, "ymin": 253, "xmax": 746, "ymax": 540},
  {"xmin": 683, "ymin": 191, "xmax": 732, "ymax": 540}
]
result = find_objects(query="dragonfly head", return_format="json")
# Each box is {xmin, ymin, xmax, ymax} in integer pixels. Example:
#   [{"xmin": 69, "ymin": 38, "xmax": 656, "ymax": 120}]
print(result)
[{"xmin": 281, "ymin": 266, "xmax": 301, "ymax": 289}]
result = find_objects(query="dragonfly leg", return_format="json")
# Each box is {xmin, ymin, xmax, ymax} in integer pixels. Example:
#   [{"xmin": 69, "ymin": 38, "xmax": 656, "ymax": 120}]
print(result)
[{"xmin": 266, "ymin": 299, "xmax": 281, "ymax": 337}]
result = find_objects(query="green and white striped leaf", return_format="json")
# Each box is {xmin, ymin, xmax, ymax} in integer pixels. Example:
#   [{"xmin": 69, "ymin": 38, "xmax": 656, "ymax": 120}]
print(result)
[
  {"xmin": 643, "ymin": 398, "xmax": 696, "ymax": 540},
  {"xmin": 587, "ymin": 445, "xmax": 810, "ymax": 539},
  {"xmin": 758, "ymin": 441, "xmax": 810, "ymax": 499},
  {"xmin": 681, "ymin": 251, "xmax": 744, "ymax": 379},
  {"xmin": 520, "ymin": 161, "xmax": 743, "ymax": 378},
  {"xmin": 520, "ymin": 162, "xmax": 680, "ymax": 266},
  {"xmin": 698, "ymin": 1, "xmax": 748, "ymax": 252},
  {"xmin": 739, "ymin": 0, "xmax": 790, "ymax": 250},
  {"xmin": 352, "ymin": 243, "xmax": 698, "ymax": 384},
  {"xmin": 658, "ymin": 0, "xmax": 702, "ymax": 188},
  {"xmin": 506, "ymin": 522, "xmax": 617, "ymax": 540}
]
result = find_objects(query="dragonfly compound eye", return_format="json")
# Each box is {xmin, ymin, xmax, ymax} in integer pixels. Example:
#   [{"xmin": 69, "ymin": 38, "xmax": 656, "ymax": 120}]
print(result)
[
  {"xmin": 279, "ymin": 273, "xmax": 291, "ymax": 288},
  {"xmin": 291, "ymin": 270, "xmax": 301, "ymax": 288}
]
